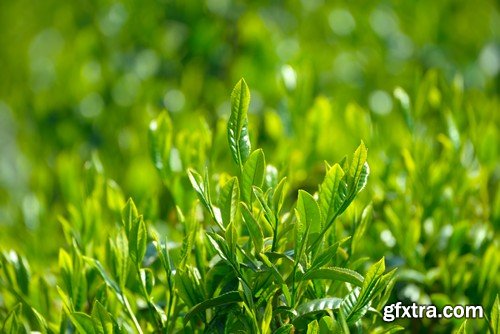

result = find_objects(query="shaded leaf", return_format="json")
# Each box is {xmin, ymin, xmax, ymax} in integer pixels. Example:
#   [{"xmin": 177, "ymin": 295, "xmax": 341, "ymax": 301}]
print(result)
[{"xmin": 184, "ymin": 291, "xmax": 242, "ymax": 325}]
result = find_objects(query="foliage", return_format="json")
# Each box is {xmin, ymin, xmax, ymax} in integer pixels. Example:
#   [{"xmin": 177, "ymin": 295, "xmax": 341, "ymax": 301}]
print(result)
[{"xmin": 0, "ymin": 0, "xmax": 499, "ymax": 333}]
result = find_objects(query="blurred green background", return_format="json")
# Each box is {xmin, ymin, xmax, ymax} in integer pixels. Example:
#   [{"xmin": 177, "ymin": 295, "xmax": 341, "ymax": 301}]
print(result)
[{"xmin": 0, "ymin": 0, "xmax": 499, "ymax": 331}]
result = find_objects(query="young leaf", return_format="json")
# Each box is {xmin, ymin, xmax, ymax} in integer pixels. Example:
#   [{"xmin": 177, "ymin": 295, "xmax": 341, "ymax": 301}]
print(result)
[
  {"xmin": 307, "ymin": 320, "xmax": 319, "ymax": 334},
  {"xmin": 2, "ymin": 304, "xmax": 22, "ymax": 334},
  {"xmin": 456, "ymin": 320, "xmax": 468, "ymax": 334},
  {"xmin": 261, "ymin": 299, "xmax": 274, "ymax": 334},
  {"xmin": 242, "ymin": 149, "xmax": 266, "ymax": 203},
  {"xmin": 240, "ymin": 202, "xmax": 264, "ymax": 253},
  {"xmin": 91, "ymin": 300, "xmax": 114, "ymax": 334},
  {"xmin": 491, "ymin": 295, "xmax": 499, "ymax": 334},
  {"xmin": 149, "ymin": 111, "xmax": 173, "ymax": 175},
  {"xmin": 319, "ymin": 164, "xmax": 346, "ymax": 227},
  {"xmin": 129, "ymin": 216, "xmax": 148, "ymax": 266},
  {"xmin": 228, "ymin": 78, "xmax": 251, "ymax": 167},
  {"xmin": 297, "ymin": 189, "xmax": 321, "ymax": 241},
  {"xmin": 69, "ymin": 312, "xmax": 96, "ymax": 334},
  {"xmin": 122, "ymin": 198, "xmax": 138, "ymax": 234},
  {"xmin": 219, "ymin": 177, "xmax": 240, "ymax": 227}
]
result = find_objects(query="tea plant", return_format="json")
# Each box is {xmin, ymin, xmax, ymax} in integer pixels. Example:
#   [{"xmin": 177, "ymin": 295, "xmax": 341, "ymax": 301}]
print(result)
[{"xmin": 1, "ymin": 79, "xmax": 406, "ymax": 333}]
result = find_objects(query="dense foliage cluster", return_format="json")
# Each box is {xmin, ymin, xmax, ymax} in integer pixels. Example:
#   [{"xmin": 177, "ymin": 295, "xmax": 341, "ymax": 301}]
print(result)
[{"xmin": 0, "ymin": 0, "xmax": 499, "ymax": 333}]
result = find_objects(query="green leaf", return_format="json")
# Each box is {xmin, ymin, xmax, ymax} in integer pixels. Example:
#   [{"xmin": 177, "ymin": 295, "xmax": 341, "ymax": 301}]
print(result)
[
  {"xmin": 184, "ymin": 291, "xmax": 242, "ymax": 325},
  {"xmin": 207, "ymin": 232, "xmax": 230, "ymax": 263},
  {"xmin": 311, "ymin": 237, "xmax": 350, "ymax": 270},
  {"xmin": 307, "ymin": 320, "xmax": 319, "ymax": 334},
  {"xmin": 84, "ymin": 257, "xmax": 121, "ymax": 295},
  {"xmin": 361, "ymin": 258, "xmax": 385, "ymax": 293},
  {"xmin": 348, "ymin": 141, "xmax": 368, "ymax": 181},
  {"xmin": 273, "ymin": 324, "xmax": 294, "ymax": 334},
  {"xmin": 113, "ymin": 230, "xmax": 130, "ymax": 289},
  {"xmin": 371, "ymin": 325, "xmax": 405, "ymax": 334},
  {"xmin": 491, "ymin": 295, "xmax": 499, "ymax": 334},
  {"xmin": 69, "ymin": 312, "xmax": 96, "ymax": 334},
  {"xmin": 301, "ymin": 267, "xmax": 364, "ymax": 287},
  {"xmin": 174, "ymin": 266, "xmax": 205, "ymax": 310},
  {"xmin": 272, "ymin": 177, "xmax": 288, "ymax": 215},
  {"xmin": 242, "ymin": 149, "xmax": 266, "ymax": 203},
  {"xmin": 2, "ymin": 304, "xmax": 22, "ymax": 334},
  {"xmin": 261, "ymin": 299, "xmax": 273, "ymax": 334},
  {"xmin": 296, "ymin": 189, "xmax": 321, "ymax": 249},
  {"xmin": 187, "ymin": 168, "xmax": 223, "ymax": 229},
  {"xmin": 340, "ymin": 288, "xmax": 369, "ymax": 325},
  {"xmin": 456, "ymin": 320, "xmax": 468, "ymax": 334},
  {"xmin": 140, "ymin": 268, "xmax": 155, "ymax": 295},
  {"xmin": 31, "ymin": 307, "xmax": 49, "ymax": 334},
  {"xmin": 187, "ymin": 168, "xmax": 211, "ymax": 211},
  {"xmin": 228, "ymin": 78, "xmax": 251, "ymax": 167},
  {"xmin": 219, "ymin": 177, "xmax": 240, "ymax": 227},
  {"xmin": 294, "ymin": 297, "xmax": 342, "ymax": 329},
  {"xmin": 319, "ymin": 163, "xmax": 347, "ymax": 227},
  {"xmin": 240, "ymin": 202, "xmax": 264, "ymax": 253},
  {"xmin": 121, "ymin": 198, "xmax": 138, "ymax": 234},
  {"xmin": 318, "ymin": 316, "xmax": 341, "ymax": 334},
  {"xmin": 149, "ymin": 111, "xmax": 173, "ymax": 175},
  {"xmin": 129, "ymin": 216, "xmax": 148, "ymax": 265},
  {"xmin": 91, "ymin": 300, "xmax": 114, "ymax": 334}
]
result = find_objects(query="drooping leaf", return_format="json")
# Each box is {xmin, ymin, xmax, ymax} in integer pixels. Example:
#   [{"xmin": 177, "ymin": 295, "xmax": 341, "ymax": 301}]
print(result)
[
  {"xmin": 228, "ymin": 78, "xmax": 251, "ymax": 167},
  {"xmin": 294, "ymin": 297, "xmax": 342, "ymax": 329},
  {"xmin": 184, "ymin": 291, "xmax": 242, "ymax": 325},
  {"xmin": 300, "ymin": 267, "xmax": 364, "ymax": 287}
]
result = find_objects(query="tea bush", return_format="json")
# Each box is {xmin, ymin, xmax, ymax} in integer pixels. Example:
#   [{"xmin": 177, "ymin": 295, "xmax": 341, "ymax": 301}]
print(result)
[{"xmin": 0, "ymin": 0, "xmax": 499, "ymax": 333}]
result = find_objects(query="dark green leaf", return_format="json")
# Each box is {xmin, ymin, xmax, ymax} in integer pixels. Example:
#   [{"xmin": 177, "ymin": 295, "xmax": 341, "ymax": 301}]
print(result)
[{"xmin": 184, "ymin": 291, "xmax": 242, "ymax": 325}]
